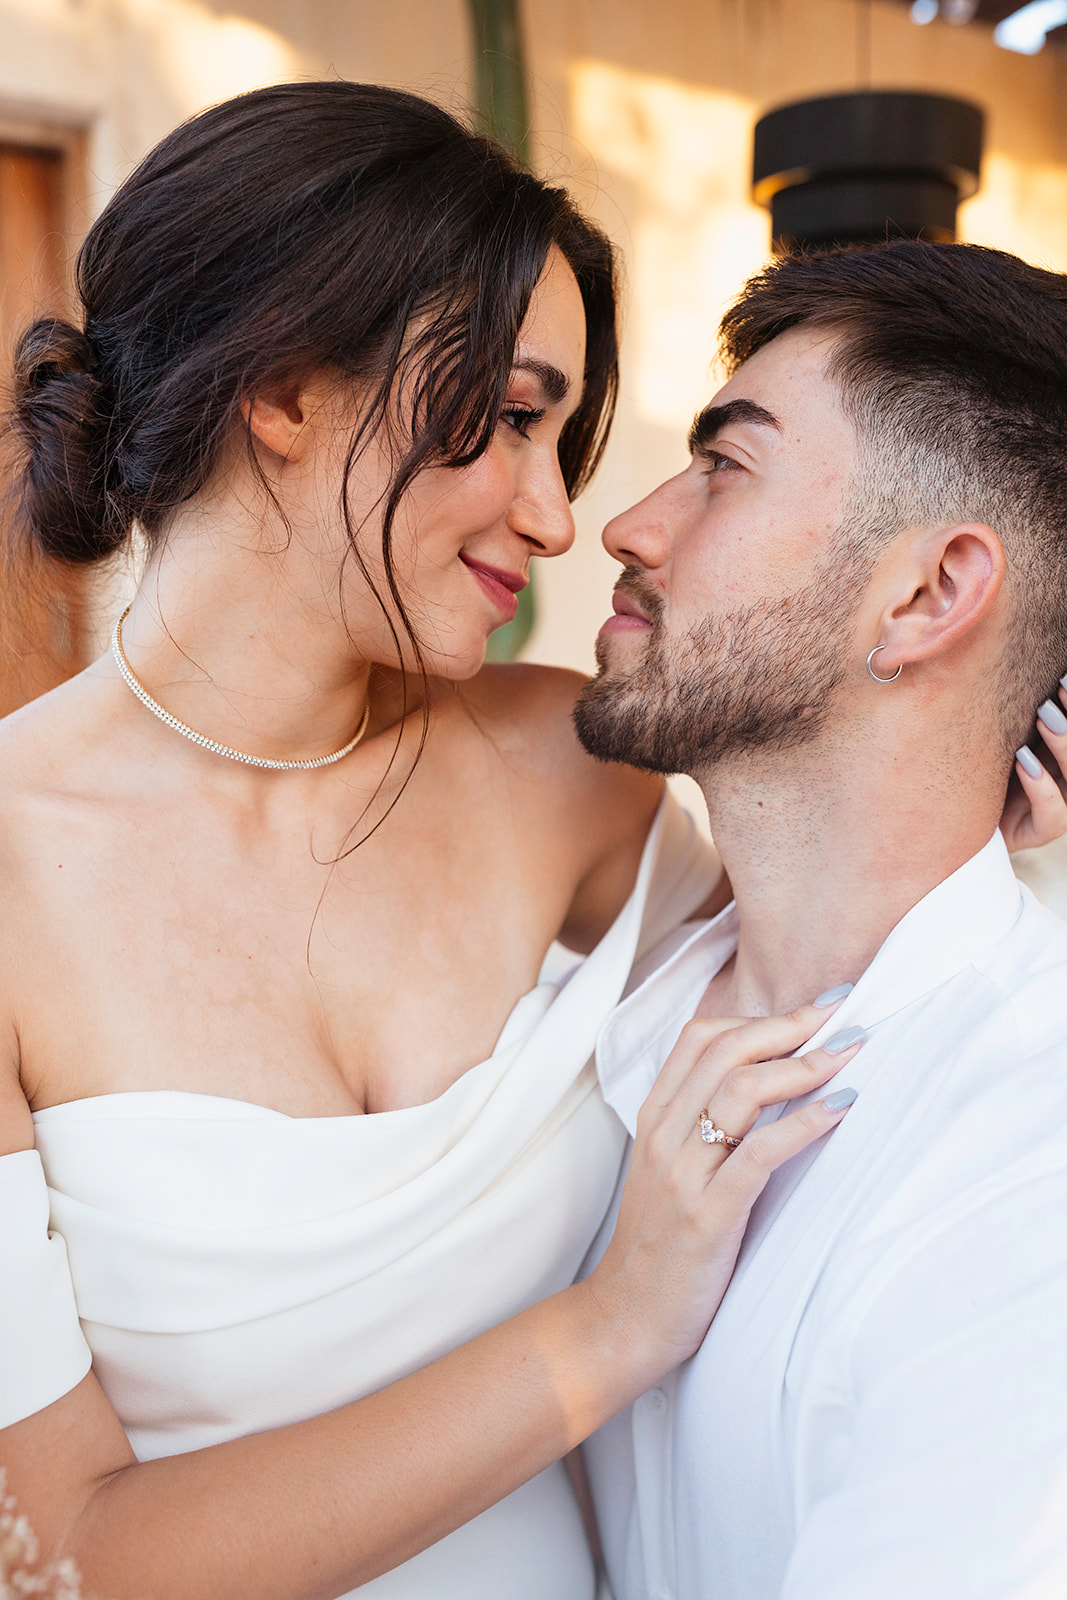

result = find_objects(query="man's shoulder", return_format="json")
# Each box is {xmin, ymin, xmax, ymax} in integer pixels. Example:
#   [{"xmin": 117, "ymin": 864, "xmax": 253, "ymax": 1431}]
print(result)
[
  {"xmin": 826, "ymin": 888, "xmax": 1067, "ymax": 1262},
  {"xmin": 921, "ymin": 886, "xmax": 1067, "ymax": 1153},
  {"xmin": 976, "ymin": 881, "xmax": 1067, "ymax": 1054},
  {"xmin": 998, "ymin": 874, "xmax": 1067, "ymax": 960},
  {"xmin": 852, "ymin": 891, "xmax": 1067, "ymax": 1259}
]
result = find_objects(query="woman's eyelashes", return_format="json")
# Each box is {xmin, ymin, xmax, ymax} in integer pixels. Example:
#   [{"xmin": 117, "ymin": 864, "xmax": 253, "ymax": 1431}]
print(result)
[{"xmin": 500, "ymin": 404, "xmax": 547, "ymax": 439}]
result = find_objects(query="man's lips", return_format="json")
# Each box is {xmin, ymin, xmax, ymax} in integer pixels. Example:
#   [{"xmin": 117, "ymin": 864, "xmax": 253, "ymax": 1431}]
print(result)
[
  {"xmin": 460, "ymin": 555, "xmax": 527, "ymax": 623},
  {"xmin": 599, "ymin": 588, "xmax": 654, "ymax": 637}
]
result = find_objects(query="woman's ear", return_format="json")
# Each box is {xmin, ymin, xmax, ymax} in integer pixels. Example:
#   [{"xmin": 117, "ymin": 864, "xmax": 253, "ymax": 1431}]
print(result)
[
  {"xmin": 875, "ymin": 523, "xmax": 1006, "ymax": 672},
  {"xmin": 240, "ymin": 384, "xmax": 314, "ymax": 464}
]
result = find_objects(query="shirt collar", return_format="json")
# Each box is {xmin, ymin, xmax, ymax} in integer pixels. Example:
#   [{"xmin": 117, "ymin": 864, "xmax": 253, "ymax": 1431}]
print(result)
[{"xmin": 597, "ymin": 830, "xmax": 1025, "ymax": 1136}]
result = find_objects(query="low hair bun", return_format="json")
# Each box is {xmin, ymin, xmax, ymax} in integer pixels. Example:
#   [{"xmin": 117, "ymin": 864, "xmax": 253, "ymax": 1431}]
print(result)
[{"xmin": 9, "ymin": 316, "xmax": 129, "ymax": 564}]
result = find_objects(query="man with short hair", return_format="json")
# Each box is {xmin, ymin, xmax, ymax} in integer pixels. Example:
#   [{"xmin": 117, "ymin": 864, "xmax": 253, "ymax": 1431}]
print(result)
[{"xmin": 577, "ymin": 240, "xmax": 1067, "ymax": 1600}]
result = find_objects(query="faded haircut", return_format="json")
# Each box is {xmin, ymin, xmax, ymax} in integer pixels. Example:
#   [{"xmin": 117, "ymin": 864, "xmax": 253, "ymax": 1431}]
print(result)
[{"xmin": 719, "ymin": 240, "xmax": 1067, "ymax": 751}]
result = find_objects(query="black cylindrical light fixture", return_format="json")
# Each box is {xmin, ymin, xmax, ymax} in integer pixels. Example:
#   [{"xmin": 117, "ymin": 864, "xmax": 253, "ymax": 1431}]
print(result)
[{"xmin": 752, "ymin": 91, "xmax": 984, "ymax": 253}]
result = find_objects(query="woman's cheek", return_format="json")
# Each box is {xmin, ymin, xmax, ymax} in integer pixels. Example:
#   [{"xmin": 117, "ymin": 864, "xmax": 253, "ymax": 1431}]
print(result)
[{"xmin": 459, "ymin": 443, "xmax": 516, "ymax": 520}]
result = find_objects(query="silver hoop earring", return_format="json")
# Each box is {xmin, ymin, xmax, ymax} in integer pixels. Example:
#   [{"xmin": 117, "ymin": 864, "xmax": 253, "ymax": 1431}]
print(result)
[{"xmin": 866, "ymin": 645, "xmax": 903, "ymax": 683}]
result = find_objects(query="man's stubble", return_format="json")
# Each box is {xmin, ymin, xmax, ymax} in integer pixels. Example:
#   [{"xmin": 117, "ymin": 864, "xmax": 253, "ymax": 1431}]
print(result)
[{"xmin": 573, "ymin": 549, "xmax": 871, "ymax": 778}]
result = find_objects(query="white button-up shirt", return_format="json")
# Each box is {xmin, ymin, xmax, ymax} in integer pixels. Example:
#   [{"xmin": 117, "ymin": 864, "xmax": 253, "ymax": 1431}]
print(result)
[{"xmin": 586, "ymin": 832, "xmax": 1067, "ymax": 1600}]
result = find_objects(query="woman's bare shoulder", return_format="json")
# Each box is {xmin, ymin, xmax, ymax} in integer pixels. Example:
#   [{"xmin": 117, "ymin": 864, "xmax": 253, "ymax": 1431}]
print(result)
[
  {"xmin": 0, "ymin": 698, "xmax": 75, "ymax": 871},
  {"xmin": 0, "ymin": 666, "xmax": 120, "ymax": 814},
  {"xmin": 0, "ymin": 716, "xmax": 38, "ymax": 1156},
  {"xmin": 0, "ymin": 683, "xmax": 98, "ymax": 958},
  {"xmin": 457, "ymin": 662, "xmax": 653, "ymax": 793},
  {"xmin": 0, "ymin": 722, "xmax": 30, "ymax": 1149},
  {"xmin": 454, "ymin": 662, "xmax": 662, "ymax": 869},
  {"xmin": 458, "ymin": 660, "xmax": 587, "ymax": 721},
  {"xmin": 0, "ymin": 700, "xmax": 50, "ymax": 844},
  {"xmin": 0, "ymin": 670, "xmax": 88, "ymax": 779}
]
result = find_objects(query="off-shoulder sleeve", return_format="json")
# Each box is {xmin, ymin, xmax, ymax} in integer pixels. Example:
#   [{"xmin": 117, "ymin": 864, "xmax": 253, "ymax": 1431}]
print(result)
[{"xmin": 0, "ymin": 1148, "xmax": 92, "ymax": 1428}]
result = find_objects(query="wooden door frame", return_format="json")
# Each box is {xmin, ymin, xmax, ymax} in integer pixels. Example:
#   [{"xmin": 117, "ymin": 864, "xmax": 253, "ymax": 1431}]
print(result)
[
  {"xmin": 0, "ymin": 100, "xmax": 97, "ymax": 717},
  {"xmin": 0, "ymin": 101, "xmax": 92, "ymax": 282}
]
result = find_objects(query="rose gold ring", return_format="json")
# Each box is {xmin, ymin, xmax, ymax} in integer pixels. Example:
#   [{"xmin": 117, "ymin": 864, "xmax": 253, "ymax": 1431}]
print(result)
[{"xmin": 699, "ymin": 1110, "xmax": 743, "ymax": 1149}]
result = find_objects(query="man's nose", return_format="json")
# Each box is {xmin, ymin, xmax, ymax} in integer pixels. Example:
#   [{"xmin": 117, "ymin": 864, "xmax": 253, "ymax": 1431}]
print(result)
[{"xmin": 602, "ymin": 480, "xmax": 676, "ymax": 569}]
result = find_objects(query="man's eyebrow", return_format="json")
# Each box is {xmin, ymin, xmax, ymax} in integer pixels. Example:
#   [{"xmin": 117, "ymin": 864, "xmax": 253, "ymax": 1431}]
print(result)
[
  {"xmin": 512, "ymin": 358, "xmax": 570, "ymax": 405},
  {"xmin": 687, "ymin": 398, "xmax": 782, "ymax": 457}
]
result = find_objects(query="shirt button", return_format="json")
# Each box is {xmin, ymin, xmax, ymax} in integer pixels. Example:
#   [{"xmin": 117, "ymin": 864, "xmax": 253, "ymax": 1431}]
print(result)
[{"xmin": 648, "ymin": 1386, "xmax": 667, "ymax": 1411}]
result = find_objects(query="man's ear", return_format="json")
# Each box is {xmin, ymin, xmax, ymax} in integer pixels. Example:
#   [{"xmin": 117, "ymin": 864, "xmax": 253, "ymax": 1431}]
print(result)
[{"xmin": 873, "ymin": 523, "xmax": 1006, "ymax": 672}]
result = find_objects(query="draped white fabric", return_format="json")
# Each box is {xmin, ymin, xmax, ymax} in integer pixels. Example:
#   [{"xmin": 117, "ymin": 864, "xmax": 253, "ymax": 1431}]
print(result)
[{"xmin": 7, "ymin": 793, "xmax": 716, "ymax": 1599}]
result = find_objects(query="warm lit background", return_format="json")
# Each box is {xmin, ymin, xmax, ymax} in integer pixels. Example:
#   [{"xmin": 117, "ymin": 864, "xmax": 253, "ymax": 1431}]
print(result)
[{"xmin": 1, "ymin": 0, "xmax": 1065, "ymax": 902}]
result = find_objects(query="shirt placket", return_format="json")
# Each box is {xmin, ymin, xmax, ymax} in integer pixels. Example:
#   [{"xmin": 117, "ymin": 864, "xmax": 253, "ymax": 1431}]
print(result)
[{"xmin": 632, "ymin": 1371, "xmax": 678, "ymax": 1600}]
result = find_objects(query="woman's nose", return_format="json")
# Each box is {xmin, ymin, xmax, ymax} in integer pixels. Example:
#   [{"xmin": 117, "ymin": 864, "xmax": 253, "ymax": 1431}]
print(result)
[{"xmin": 507, "ymin": 453, "xmax": 576, "ymax": 558}]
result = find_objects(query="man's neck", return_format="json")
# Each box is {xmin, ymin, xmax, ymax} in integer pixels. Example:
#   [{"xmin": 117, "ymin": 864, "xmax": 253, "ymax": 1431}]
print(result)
[{"xmin": 696, "ymin": 728, "xmax": 1004, "ymax": 1018}]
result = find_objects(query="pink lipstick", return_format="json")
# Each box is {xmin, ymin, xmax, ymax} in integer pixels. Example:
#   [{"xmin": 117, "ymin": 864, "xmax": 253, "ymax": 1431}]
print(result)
[{"xmin": 461, "ymin": 555, "xmax": 527, "ymax": 624}]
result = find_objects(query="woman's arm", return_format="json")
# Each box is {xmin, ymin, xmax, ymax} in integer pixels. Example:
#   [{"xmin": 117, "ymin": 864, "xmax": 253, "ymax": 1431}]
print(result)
[{"xmin": 1, "ymin": 1006, "xmax": 860, "ymax": 1600}]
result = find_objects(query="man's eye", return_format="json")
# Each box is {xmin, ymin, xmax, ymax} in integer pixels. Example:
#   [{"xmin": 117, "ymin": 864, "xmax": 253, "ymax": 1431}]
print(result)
[
  {"xmin": 500, "ymin": 405, "xmax": 545, "ymax": 438},
  {"xmin": 704, "ymin": 450, "xmax": 737, "ymax": 475}
]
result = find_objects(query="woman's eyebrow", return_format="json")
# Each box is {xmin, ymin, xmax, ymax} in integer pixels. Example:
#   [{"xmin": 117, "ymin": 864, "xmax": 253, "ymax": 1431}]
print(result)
[
  {"xmin": 512, "ymin": 358, "xmax": 570, "ymax": 405},
  {"xmin": 687, "ymin": 397, "xmax": 782, "ymax": 458}
]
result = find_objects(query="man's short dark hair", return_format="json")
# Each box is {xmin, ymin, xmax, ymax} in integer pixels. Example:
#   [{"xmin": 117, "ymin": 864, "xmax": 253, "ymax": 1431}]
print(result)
[{"xmin": 720, "ymin": 240, "xmax": 1067, "ymax": 748}]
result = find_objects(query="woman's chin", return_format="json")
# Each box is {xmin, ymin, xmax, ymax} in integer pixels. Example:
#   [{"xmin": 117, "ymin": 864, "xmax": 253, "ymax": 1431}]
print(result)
[{"xmin": 411, "ymin": 635, "xmax": 495, "ymax": 683}]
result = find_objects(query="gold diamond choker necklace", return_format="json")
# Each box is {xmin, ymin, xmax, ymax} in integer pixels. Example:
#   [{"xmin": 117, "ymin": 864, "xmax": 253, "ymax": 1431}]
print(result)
[{"xmin": 111, "ymin": 606, "xmax": 371, "ymax": 771}]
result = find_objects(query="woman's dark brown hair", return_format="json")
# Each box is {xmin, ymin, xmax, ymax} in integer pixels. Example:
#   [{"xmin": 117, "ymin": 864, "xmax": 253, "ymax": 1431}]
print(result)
[{"xmin": 8, "ymin": 80, "xmax": 618, "ymax": 680}]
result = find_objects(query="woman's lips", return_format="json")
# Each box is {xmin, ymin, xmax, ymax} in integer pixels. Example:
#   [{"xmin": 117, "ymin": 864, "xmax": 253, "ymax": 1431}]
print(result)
[
  {"xmin": 598, "ymin": 589, "xmax": 653, "ymax": 638},
  {"xmin": 461, "ymin": 555, "xmax": 526, "ymax": 624}
]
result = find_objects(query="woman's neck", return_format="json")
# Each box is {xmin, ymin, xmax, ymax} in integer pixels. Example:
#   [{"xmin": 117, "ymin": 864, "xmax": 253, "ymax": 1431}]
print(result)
[{"xmin": 113, "ymin": 510, "xmax": 375, "ymax": 768}]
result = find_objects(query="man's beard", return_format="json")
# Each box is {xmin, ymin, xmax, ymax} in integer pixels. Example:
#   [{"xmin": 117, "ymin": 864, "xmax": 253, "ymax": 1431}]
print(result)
[{"xmin": 573, "ymin": 554, "xmax": 868, "ymax": 777}]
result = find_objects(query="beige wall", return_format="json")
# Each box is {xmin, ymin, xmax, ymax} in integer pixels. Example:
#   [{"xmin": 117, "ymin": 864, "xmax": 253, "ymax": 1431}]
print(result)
[{"xmin": 0, "ymin": 0, "xmax": 471, "ymax": 221}]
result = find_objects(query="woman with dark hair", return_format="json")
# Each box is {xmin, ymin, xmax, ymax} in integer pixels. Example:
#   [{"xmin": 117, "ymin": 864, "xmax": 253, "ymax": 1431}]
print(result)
[{"xmin": 0, "ymin": 81, "xmax": 1057, "ymax": 1600}]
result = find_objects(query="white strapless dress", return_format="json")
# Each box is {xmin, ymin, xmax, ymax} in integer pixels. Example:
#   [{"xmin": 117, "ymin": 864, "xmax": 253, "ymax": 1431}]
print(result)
[{"xmin": 1, "ymin": 795, "xmax": 714, "ymax": 1599}]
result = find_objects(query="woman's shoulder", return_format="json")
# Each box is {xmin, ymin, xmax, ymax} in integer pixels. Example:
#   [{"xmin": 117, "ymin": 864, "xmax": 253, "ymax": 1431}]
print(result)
[
  {"xmin": 0, "ymin": 701, "xmax": 47, "ymax": 856},
  {"xmin": 456, "ymin": 661, "xmax": 655, "ymax": 802},
  {"xmin": 0, "ymin": 681, "xmax": 106, "ymax": 964},
  {"xmin": 460, "ymin": 660, "xmax": 588, "ymax": 724},
  {"xmin": 449, "ymin": 664, "xmax": 664, "ymax": 927},
  {"xmin": 0, "ymin": 663, "xmax": 122, "ymax": 806},
  {"xmin": 0, "ymin": 717, "xmax": 37, "ymax": 1156},
  {"xmin": 0, "ymin": 684, "xmax": 81, "ymax": 845},
  {"xmin": 0, "ymin": 665, "xmax": 88, "ymax": 767}
]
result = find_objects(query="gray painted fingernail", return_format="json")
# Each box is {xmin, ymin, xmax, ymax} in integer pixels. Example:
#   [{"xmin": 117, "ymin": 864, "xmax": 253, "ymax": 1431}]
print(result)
[
  {"xmin": 824, "ymin": 1026, "xmax": 867, "ymax": 1054},
  {"xmin": 1060, "ymin": 673, "xmax": 1067, "ymax": 692},
  {"xmin": 1038, "ymin": 699, "xmax": 1067, "ymax": 736},
  {"xmin": 1016, "ymin": 745, "xmax": 1043, "ymax": 779},
  {"xmin": 823, "ymin": 1086, "xmax": 859, "ymax": 1112},
  {"xmin": 813, "ymin": 983, "xmax": 854, "ymax": 1007}
]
